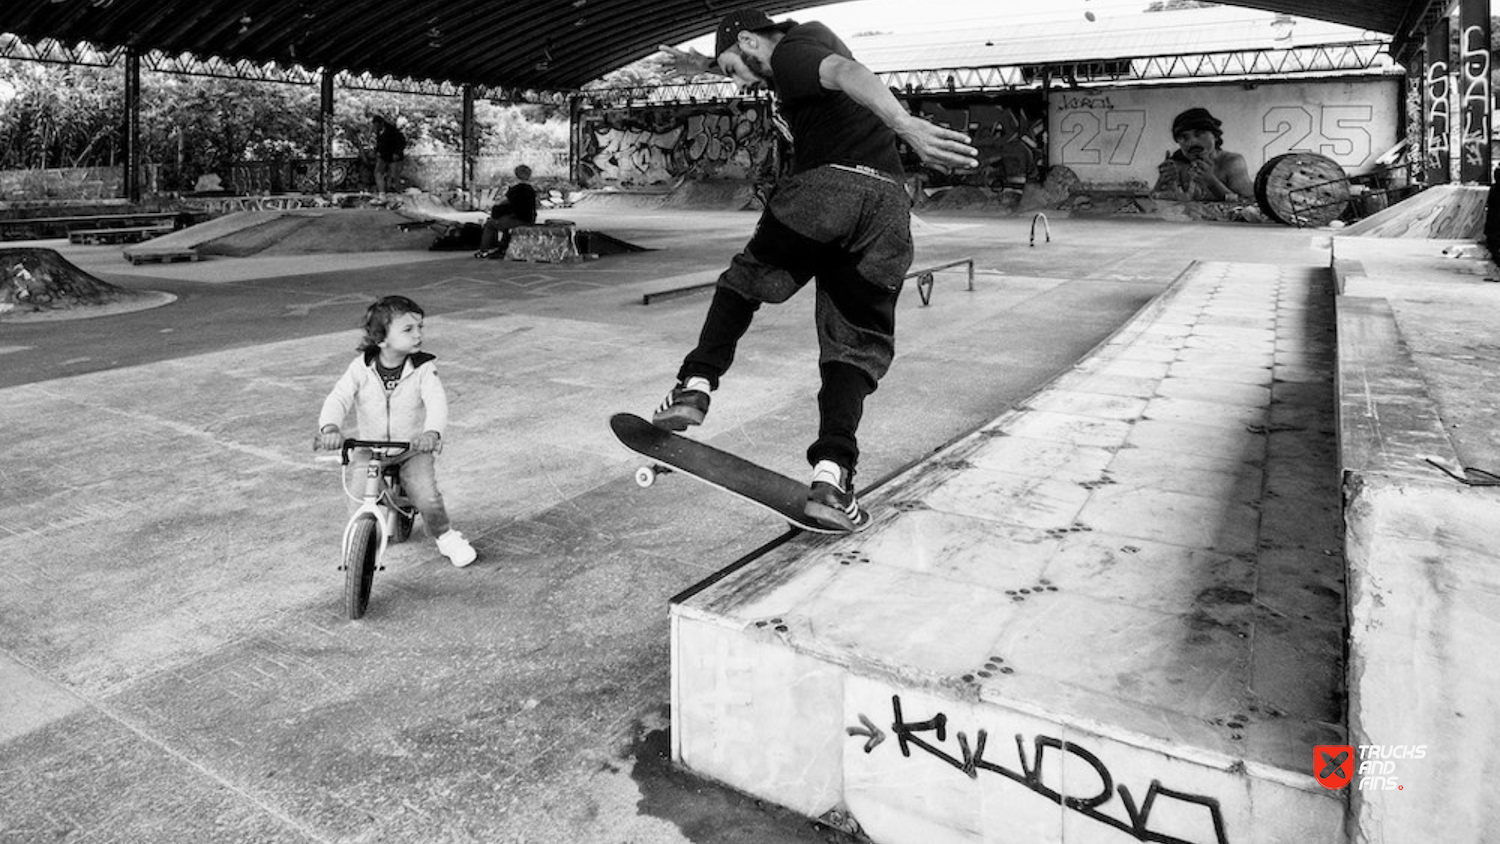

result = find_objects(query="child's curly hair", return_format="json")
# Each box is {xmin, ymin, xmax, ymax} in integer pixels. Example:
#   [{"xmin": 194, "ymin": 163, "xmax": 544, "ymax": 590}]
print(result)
[{"xmin": 358, "ymin": 295, "xmax": 425, "ymax": 352}]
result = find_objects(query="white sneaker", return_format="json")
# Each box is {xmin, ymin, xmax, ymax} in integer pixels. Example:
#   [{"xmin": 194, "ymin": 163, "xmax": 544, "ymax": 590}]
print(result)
[{"xmin": 436, "ymin": 530, "xmax": 477, "ymax": 567}]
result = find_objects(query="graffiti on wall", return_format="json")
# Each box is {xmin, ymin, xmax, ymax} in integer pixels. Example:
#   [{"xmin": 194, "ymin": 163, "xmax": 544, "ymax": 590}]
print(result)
[
  {"xmin": 576, "ymin": 101, "xmax": 781, "ymax": 189},
  {"xmin": 910, "ymin": 98, "xmax": 1046, "ymax": 189},
  {"xmin": 1425, "ymin": 20, "xmax": 1452, "ymax": 184},
  {"xmin": 849, "ymin": 695, "xmax": 1230, "ymax": 844},
  {"xmin": 1458, "ymin": 6, "xmax": 1491, "ymax": 180}
]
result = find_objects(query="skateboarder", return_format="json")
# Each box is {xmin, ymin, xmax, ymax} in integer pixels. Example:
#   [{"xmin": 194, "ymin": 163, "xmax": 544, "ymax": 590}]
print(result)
[
  {"xmin": 372, "ymin": 115, "xmax": 406, "ymax": 199},
  {"xmin": 651, "ymin": 7, "xmax": 978, "ymax": 531}
]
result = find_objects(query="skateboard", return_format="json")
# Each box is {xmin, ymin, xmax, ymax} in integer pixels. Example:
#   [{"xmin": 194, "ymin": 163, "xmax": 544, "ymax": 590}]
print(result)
[{"xmin": 609, "ymin": 413, "xmax": 843, "ymax": 534}]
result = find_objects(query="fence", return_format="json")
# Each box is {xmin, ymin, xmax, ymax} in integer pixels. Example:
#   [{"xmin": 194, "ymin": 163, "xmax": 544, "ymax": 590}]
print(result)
[{"xmin": 1, "ymin": 150, "xmax": 570, "ymax": 203}]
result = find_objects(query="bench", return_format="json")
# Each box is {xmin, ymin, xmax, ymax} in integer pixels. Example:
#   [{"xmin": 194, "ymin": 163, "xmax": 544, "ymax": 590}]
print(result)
[
  {"xmin": 1, "ymin": 212, "xmax": 179, "ymax": 241},
  {"xmin": 69, "ymin": 223, "xmax": 175, "ymax": 245}
]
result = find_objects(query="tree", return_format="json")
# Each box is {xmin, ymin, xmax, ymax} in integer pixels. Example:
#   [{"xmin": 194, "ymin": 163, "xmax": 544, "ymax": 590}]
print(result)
[
  {"xmin": 0, "ymin": 58, "xmax": 570, "ymax": 189},
  {"xmin": 0, "ymin": 62, "xmax": 121, "ymax": 169}
]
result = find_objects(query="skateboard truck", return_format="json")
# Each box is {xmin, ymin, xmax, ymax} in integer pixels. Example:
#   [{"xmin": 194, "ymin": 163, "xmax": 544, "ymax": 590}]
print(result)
[{"xmin": 634, "ymin": 463, "xmax": 674, "ymax": 487}]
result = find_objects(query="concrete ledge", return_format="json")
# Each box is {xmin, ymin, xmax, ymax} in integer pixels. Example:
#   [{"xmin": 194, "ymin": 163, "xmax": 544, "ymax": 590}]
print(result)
[
  {"xmin": 673, "ymin": 260, "xmax": 1348, "ymax": 843},
  {"xmin": 1342, "ymin": 474, "xmax": 1499, "ymax": 843},
  {"xmin": 1333, "ymin": 247, "xmax": 1500, "ymax": 843},
  {"xmin": 1335, "ymin": 296, "xmax": 1461, "ymax": 479}
]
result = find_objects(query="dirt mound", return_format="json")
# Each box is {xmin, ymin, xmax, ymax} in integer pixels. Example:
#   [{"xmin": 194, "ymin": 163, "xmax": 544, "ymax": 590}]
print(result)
[{"xmin": 1, "ymin": 247, "xmax": 172, "ymax": 321}]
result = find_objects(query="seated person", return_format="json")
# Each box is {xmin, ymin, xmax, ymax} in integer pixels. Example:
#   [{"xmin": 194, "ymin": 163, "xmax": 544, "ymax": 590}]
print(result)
[
  {"xmin": 1152, "ymin": 107, "xmax": 1254, "ymax": 202},
  {"xmin": 475, "ymin": 165, "xmax": 539, "ymax": 258}
]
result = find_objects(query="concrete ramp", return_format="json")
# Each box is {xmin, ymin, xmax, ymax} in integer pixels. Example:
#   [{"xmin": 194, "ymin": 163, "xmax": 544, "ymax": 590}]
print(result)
[
  {"xmin": 122, "ymin": 210, "xmax": 285, "ymax": 261},
  {"xmin": 124, "ymin": 208, "xmax": 441, "ymax": 261},
  {"xmin": 1340, "ymin": 184, "xmax": 1488, "ymax": 239},
  {"xmin": 671, "ymin": 261, "xmax": 1347, "ymax": 843},
  {"xmin": 1331, "ymin": 237, "xmax": 1500, "ymax": 844}
]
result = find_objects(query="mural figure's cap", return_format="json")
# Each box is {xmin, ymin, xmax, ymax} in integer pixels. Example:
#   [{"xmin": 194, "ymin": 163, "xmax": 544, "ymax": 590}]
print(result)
[
  {"xmin": 715, "ymin": 8, "xmax": 796, "ymax": 57},
  {"xmin": 1172, "ymin": 107, "xmax": 1222, "ymax": 137}
]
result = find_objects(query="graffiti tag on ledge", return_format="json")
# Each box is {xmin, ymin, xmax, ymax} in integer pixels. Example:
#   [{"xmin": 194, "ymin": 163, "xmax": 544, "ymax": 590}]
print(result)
[{"xmin": 852, "ymin": 695, "xmax": 1229, "ymax": 844}]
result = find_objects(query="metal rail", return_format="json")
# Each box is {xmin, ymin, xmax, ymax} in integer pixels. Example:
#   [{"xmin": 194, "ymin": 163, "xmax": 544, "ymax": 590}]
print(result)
[{"xmin": 905, "ymin": 257, "xmax": 975, "ymax": 306}]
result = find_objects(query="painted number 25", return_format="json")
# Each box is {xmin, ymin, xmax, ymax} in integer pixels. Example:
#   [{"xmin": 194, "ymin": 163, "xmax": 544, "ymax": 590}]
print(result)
[{"xmin": 1262, "ymin": 105, "xmax": 1373, "ymax": 164}]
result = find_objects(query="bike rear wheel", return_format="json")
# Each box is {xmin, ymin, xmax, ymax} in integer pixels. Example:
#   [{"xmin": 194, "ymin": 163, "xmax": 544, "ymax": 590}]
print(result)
[{"xmin": 344, "ymin": 514, "xmax": 380, "ymax": 619}]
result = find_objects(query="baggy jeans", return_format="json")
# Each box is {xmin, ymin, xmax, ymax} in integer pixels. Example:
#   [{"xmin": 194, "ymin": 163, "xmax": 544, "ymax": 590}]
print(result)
[{"xmin": 677, "ymin": 165, "xmax": 913, "ymax": 473}]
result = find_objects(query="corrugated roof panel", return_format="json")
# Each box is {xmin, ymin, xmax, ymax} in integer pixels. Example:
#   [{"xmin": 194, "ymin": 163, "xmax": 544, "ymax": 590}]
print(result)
[
  {"xmin": 0, "ymin": 0, "xmax": 1437, "ymax": 91},
  {"xmin": 845, "ymin": 6, "xmax": 1386, "ymax": 72}
]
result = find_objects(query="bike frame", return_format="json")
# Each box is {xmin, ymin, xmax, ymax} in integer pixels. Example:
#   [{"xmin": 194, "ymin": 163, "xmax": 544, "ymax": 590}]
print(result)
[{"xmin": 335, "ymin": 439, "xmax": 413, "ymax": 566}]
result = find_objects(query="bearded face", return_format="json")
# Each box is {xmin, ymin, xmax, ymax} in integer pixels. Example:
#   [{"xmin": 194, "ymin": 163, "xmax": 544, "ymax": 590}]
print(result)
[
  {"xmin": 717, "ymin": 35, "xmax": 775, "ymax": 89},
  {"xmin": 1174, "ymin": 127, "xmax": 1220, "ymax": 160}
]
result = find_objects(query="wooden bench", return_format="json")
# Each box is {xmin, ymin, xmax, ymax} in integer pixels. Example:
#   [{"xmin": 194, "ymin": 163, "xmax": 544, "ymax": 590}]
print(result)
[
  {"xmin": 1, "ymin": 212, "xmax": 179, "ymax": 241},
  {"xmin": 69, "ymin": 223, "xmax": 175, "ymax": 245}
]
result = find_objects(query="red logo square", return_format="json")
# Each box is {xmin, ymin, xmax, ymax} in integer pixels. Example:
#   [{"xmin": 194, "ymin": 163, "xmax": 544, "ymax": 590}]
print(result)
[{"xmin": 1315, "ymin": 744, "xmax": 1355, "ymax": 789}]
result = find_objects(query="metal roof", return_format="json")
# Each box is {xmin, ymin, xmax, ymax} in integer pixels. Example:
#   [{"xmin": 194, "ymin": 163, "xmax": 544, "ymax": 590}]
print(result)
[
  {"xmin": 847, "ymin": 6, "xmax": 1392, "ymax": 72},
  {"xmin": 0, "ymin": 1, "xmax": 1443, "ymax": 92}
]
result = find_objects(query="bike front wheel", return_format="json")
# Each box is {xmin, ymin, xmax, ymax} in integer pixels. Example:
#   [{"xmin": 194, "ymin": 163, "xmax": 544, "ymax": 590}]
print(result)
[{"xmin": 344, "ymin": 514, "xmax": 380, "ymax": 620}]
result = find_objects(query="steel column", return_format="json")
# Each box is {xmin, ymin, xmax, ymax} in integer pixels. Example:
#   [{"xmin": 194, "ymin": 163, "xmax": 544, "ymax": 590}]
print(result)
[
  {"xmin": 320, "ymin": 71, "xmax": 335, "ymax": 194},
  {"xmin": 461, "ymin": 85, "xmax": 476, "ymax": 193},
  {"xmin": 1458, "ymin": 0, "xmax": 1491, "ymax": 183},
  {"xmin": 124, "ymin": 49, "xmax": 141, "ymax": 202}
]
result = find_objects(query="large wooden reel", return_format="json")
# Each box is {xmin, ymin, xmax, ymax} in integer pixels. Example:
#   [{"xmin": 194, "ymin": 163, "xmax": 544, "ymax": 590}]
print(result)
[{"xmin": 1255, "ymin": 153, "xmax": 1351, "ymax": 227}]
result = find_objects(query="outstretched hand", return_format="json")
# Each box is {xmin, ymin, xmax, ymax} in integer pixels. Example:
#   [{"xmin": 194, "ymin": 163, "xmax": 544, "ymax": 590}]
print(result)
[
  {"xmin": 896, "ymin": 115, "xmax": 980, "ymax": 173},
  {"xmin": 657, "ymin": 44, "xmax": 719, "ymax": 78}
]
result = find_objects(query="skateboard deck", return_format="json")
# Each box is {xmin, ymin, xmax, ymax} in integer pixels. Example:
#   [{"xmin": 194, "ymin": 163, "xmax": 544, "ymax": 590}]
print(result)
[{"xmin": 610, "ymin": 413, "xmax": 842, "ymax": 534}]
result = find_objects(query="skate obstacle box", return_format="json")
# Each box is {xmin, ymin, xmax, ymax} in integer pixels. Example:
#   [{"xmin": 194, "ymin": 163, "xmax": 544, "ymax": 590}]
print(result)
[{"xmin": 505, "ymin": 219, "xmax": 581, "ymax": 263}]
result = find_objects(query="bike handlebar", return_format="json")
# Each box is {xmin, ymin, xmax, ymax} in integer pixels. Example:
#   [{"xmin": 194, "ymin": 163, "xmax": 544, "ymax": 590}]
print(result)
[{"xmin": 338, "ymin": 439, "xmax": 411, "ymax": 466}]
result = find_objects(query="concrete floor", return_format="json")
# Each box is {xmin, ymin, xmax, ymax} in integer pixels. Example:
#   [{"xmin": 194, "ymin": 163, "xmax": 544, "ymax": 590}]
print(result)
[{"xmin": 0, "ymin": 207, "xmax": 1340, "ymax": 843}]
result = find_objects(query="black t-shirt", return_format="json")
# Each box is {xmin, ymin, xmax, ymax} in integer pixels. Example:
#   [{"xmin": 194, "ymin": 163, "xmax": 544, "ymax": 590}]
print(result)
[
  {"xmin": 770, "ymin": 22, "xmax": 903, "ymax": 177},
  {"xmin": 493, "ymin": 182, "xmax": 538, "ymax": 224},
  {"xmin": 375, "ymin": 360, "xmax": 403, "ymax": 392}
]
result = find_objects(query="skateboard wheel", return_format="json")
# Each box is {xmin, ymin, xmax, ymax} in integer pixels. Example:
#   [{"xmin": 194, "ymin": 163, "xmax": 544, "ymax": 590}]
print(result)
[{"xmin": 634, "ymin": 466, "xmax": 657, "ymax": 488}]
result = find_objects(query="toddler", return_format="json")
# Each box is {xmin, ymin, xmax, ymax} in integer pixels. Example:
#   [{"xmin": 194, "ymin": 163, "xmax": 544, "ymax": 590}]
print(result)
[{"xmin": 317, "ymin": 295, "xmax": 476, "ymax": 567}]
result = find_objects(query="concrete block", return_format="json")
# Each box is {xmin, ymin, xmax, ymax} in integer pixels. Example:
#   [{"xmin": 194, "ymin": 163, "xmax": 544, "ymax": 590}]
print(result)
[
  {"xmin": 672, "ymin": 615, "xmax": 843, "ymax": 818},
  {"xmin": 1343, "ymin": 476, "xmax": 1500, "ymax": 844},
  {"xmin": 505, "ymin": 223, "xmax": 580, "ymax": 263}
]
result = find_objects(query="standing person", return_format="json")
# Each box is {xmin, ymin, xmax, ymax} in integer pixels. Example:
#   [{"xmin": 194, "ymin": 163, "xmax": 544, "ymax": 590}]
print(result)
[
  {"xmin": 475, "ymin": 164, "xmax": 539, "ymax": 259},
  {"xmin": 652, "ymin": 8, "xmax": 978, "ymax": 532},
  {"xmin": 1153, "ymin": 107, "xmax": 1255, "ymax": 202},
  {"xmin": 371, "ymin": 115, "xmax": 407, "ymax": 199},
  {"xmin": 316, "ymin": 296, "xmax": 477, "ymax": 567}
]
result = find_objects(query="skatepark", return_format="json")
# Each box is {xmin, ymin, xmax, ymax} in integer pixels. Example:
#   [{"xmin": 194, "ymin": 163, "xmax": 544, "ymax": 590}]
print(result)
[{"xmin": 2, "ymin": 189, "xmax": 1496, "ymax": 843}]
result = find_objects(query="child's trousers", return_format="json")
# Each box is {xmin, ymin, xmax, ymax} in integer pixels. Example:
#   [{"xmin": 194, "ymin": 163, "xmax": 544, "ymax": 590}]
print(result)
[{"xmin": 345, "ymin": 450, "xmax": 450, "ymax": 537}]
